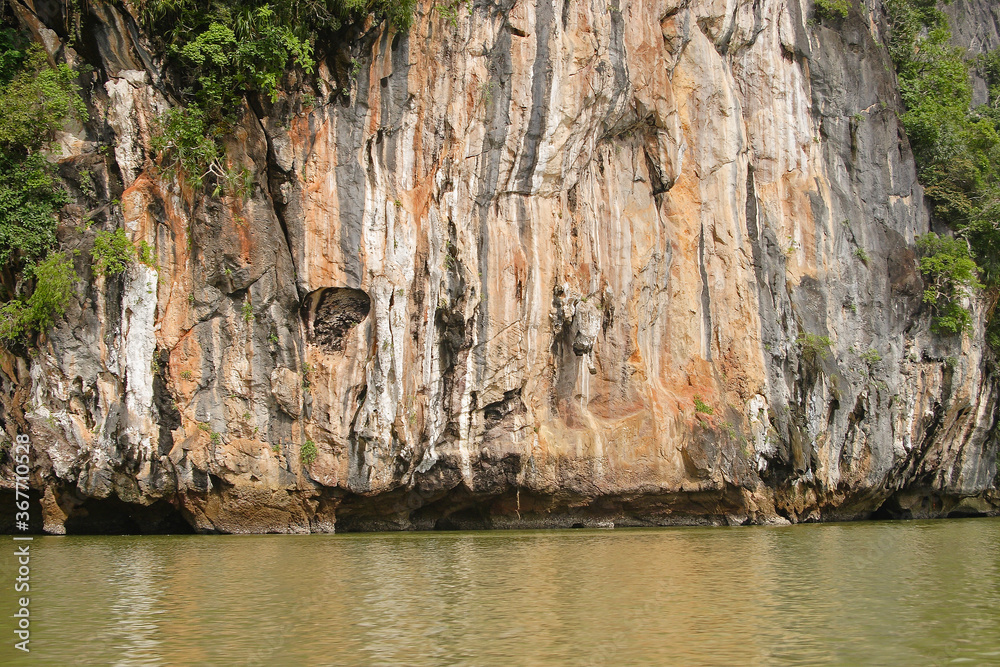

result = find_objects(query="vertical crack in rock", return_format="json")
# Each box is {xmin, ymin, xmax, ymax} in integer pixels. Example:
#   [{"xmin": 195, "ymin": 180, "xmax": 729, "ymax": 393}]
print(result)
[
  {"xmin": 699, "ymin": 223, "xmax": 712, "ymax": 361},
  {"xmin": 475, "ymin": 15, "xmax": 515, "ymax": 376},
  {"xmin": 151, "ymin": 348, "xmax": 181, "ymax": 457},
  {"xmin": 251, "ymin": 107, "xmax": 301, "ymax": 297},
  {"xmin": 745, "ymin": 166, "xmax": 762, "ymax": 279},
  {"xmin": 336, "ymin": 54, "xmax": 372, "ymax": 286},
  {"xmin": 601, "ymin": 0, "xmax": 629, "ymax": 130},
  {"xmin": 515, "ymin": 0, "xmax": 554, "ymax": 192},
  {"xmin": 380, "ymin": 29, "xmax": 410, "ymax": 171}
]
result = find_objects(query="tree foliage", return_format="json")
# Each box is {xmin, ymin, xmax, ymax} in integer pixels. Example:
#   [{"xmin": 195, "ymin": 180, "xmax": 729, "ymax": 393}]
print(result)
[
  {"xmin": 0, "ymin": 252, "xmax": 78, "ymax": 344},
  {"xmin": 0, "ymin": 42, "xmax": 86, "ymax": 271},
  {"xmin": 0, "ymin": 27, "xmax": 86, "ymax": 346},
  {"xmin": 886, "ymin": 0, "xmax": 1000, "ymax": 339},
  {"xmin": 815, "ymin": 0, "xmax": 850, "ymax": 20},
  {"xmin": 916, "ymin": 233, "xmax": 983, "ymax": 334},
  {"xmin": 0, "ymin": 152, "xmax": 67, "ymax": 268},
  {"xmin": 91, "ymin": 229, "xmax": 135, "ymax": 276},
  {"xmin": 0, "ymin": 46, "xmax": 87, "ymax": 151},
  {"xmin": 796, "ymin": 332, "xmax": 834, "ymax": 362},
  {"xmin": 301, "ymin": 439, "xmax": 318, "ymax": 465},
  {"xmin": 136, "ymin": 0, "xmax": 415, "ymax": 192}
]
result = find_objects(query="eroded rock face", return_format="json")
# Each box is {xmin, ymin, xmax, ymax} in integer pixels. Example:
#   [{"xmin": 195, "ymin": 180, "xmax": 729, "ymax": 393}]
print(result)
[{"xmin": 1, "ymin": 0, "xmax": 998, "ymax": 533}]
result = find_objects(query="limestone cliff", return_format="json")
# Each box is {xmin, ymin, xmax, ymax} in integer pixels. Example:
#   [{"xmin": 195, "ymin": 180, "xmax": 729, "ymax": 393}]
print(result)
[{"xmin": 1, "ymin": 0, "xmax": 999, "ymax": 533}]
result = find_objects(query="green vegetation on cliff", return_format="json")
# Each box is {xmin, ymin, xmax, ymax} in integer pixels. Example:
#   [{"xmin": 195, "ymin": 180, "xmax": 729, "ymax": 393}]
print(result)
[
  {"xmin": 815, "ymin": 0, "xmax": 850, "ymax": 20},
  {"xmin": 886, "ymin": 0, "xmax": 1000, "ymax": 341},
  {"xmin": 91, "ymin": 228, "xmax": 135, "ymax": 277},
  {"xmin": 916, "ymin": 232, "xmax": 984, "ymax": 334},
  {"xmin": 0, "ymin": 252, "xmax": 78, "ymax": 343},
  {"xmin": 301, "ymin": 439, "xmax": 318, "ymax": 465},
  {"xmin": 0, "ymin": 29, "xmax": 86, "ymax": 346},
  {"xmin": 136, "ymin": 0, "xmax": 415, "ymax": 192}
]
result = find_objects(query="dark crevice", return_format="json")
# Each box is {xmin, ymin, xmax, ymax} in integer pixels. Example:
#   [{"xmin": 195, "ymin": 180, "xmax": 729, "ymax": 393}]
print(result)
[
  {"xmin": 698, "ymin": 223, "xmax": 712, "ymax": 360},
  {"xmin": 62, "ymin": 496, "xmax": 194, "ymax": 534},
  {"xmin": 152, "ymin": 347, "xmax": 181, "ymax": 457},
  {"xmin": 482, "ymin": 388, "xmax": 524, "ymax": 425},
  {"xmin": 643, "ymin": 146, "xmax": 672, "ymax": 199},
  {"xmin": 515, "ymin": 0, "xmax": 554, "ymax": 192},
  {"xmin": 247, "ymin": 100, "xmax": 302, "ymax": 301}
]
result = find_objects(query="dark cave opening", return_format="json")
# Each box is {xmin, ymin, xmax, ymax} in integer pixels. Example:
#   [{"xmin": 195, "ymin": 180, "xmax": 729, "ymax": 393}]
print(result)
[
  {"xmin": 62, "ymin": 497, "xmax": 195, "ymax": 535},
  {"xmin": 300, "ymin": 287, "xmax": 371, "ymax": 352}
]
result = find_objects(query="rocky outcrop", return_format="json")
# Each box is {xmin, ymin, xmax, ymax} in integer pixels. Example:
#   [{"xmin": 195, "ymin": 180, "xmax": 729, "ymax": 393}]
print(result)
[{"xmin": 1, "ymin": 0, "xmax": 998, "ymax": 533}]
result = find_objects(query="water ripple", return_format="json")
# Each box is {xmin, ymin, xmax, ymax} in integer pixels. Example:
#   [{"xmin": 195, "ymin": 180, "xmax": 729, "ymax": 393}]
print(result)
[{"xmin": 5, "ymin": 518, "xmax": 999, "ymax": 666}]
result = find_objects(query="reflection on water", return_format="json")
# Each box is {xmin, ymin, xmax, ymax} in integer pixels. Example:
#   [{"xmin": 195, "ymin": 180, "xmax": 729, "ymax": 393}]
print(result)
[{"xmin": 3, "ymin": 518, "xmax": 999, "ymax": 666}]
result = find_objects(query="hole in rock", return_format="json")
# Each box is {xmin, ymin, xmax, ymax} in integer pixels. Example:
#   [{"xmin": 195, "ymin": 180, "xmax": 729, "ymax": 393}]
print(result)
[
  {"xmin": 301, "ymin": 287, "xmax": 371, "ymax": 352},
  {"xmin": 63, "ymin": 497, "xmax": 195, "ymax": 535}
]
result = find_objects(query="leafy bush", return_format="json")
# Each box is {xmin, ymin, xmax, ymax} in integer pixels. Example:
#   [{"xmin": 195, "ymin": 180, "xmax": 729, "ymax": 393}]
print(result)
[
  {"xmin": 150, "ymin": 106, "xmax": 253, "ymax": 194},
  {"xmin": 797, "ymin": 332, "xmax": 834, "ymax": 361},
  {"xmin": 916, "ymin": 233, "xmax": 983, "ymax": 334},
  {"xmin": 0, "ymin": 42, "xmax": 86, "ymax": 270},
  {"xmin": 860, "ymin": 348, "xmax": 882, "ymax": 364},
  {"xmin": 693, "ymin": 396, "xmax": 714, "ymax": 415},
  {"xmin": 138, "ymin": 240, "xmax": 157, "ymax": 268},
  {"xmin": 0, "ymin": 46, "xmax": 88, "ymax": 151},
  {"xmin": 91, "ymin": 228, "xmax": 135, "ymax": 276},
  {"xmin": 886, "ymin": 1, "xmax": 1000, "ymax": 344},
  {"xmin": 0, "ymin": 152, "xmax": 67, "ymax": 267},
  {"xmin": 0, "ymin": 300, "xmax": 26, "ymax": 343},
  {"xmin": 0, "ymin": 252, "xmax": 78, "ymax": 344},
  {"xmin": 301, "ymin": 439, "xmax": 318, "ymax": 465},
  {"xmin": 0, "ymin": 31, "xmax": 86, "ymax": 346},
  {"xmin": 139, "ymin": 0, "xmax": 415, "ymax": 194},
  {"xmin": 0, "ymin": 28, "xmax": 26, "ymax": 83},
  {"xmin": 171, "ymin": 7, "xmax": 315, "ymax": 109},
  {"xmin": 815, "ymin": 0, "xmax": 850, "ymax": 19},
  {"xmin": 24, "ymin": 252, "xmax": 77, "ymax": 330}
]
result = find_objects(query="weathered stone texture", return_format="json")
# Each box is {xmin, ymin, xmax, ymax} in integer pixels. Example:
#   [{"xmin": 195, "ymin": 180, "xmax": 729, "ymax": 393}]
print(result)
[{"xmin": 1, "ymin": 0, "xmax": 998, "ymax": 533}]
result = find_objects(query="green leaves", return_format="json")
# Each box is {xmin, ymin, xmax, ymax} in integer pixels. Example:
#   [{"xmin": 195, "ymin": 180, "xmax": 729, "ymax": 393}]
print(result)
[
  {"xmin": 91, "ymin": 229, "xmax": 135, "ymax": 276},
  {"xmin": 140, "ymin": 0, "xmax": 418, "ymax": 197},
  {"xmin": 151, "ymin": 106, "xmax": 222, "ymax": 189},
  {"xmin": 796, "ymin": 332, "xmax": 834, "ymax": 362},
  {"xmin": 887, "ymin": 2, "xmax": 1000, "ymax": 344},
  {"xmin": 0, "ymin": 36, "xmax": 86, "ymax": 347},
  {"xmin": 144, "ymin": 2, "xmax": 329, "ymax": 195},
  {"xmin": 815, "ymin": 0, "xmax": 850, "ymax": 20},
  {"xmin": 0, "ymin": 46, "xmax": 88, "ymax": 152},
  {"xmin": 150, "ymin": 106, "xmax": 254, "ymax": 194},
  {"xmin": 0, "ymin": 251, "xmax": 78, "ymax": 344},
  {"xmin": 301, "ymin": 439, "xmax": 318, "ymax": 465},
  {"xmin": 897, "ymin": 29, "xmax": 973, "ymax": 163},
  {"xmin": 0, "ymin": 45, "xmax": 84, "ymax": 268},
  {"xmin": 27, "ymin": 252, "xmax": 78, "ymax": 331},
  {"xmin": 174, "ymin": 22, "xmax": 236, "ymax": 70},
  {"xmin": 0, "ymin": 28, "xmax": 27, "ymax": 84},
  {"xmin": 156, "ymin": 3, "xmax": 317, "ymax": 118},
  {"xmin": 916, "ymin": 233, "xmax": 983, "ymax": 334},
  {"xmin": 0, "ymin": 153, "xmax": 67, "ymax": 267}
]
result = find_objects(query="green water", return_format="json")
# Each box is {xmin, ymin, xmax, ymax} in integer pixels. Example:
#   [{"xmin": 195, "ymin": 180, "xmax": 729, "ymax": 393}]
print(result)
[{"xmin": 2, "ymin": 519, "xmax": 999, "ymax": 666}]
